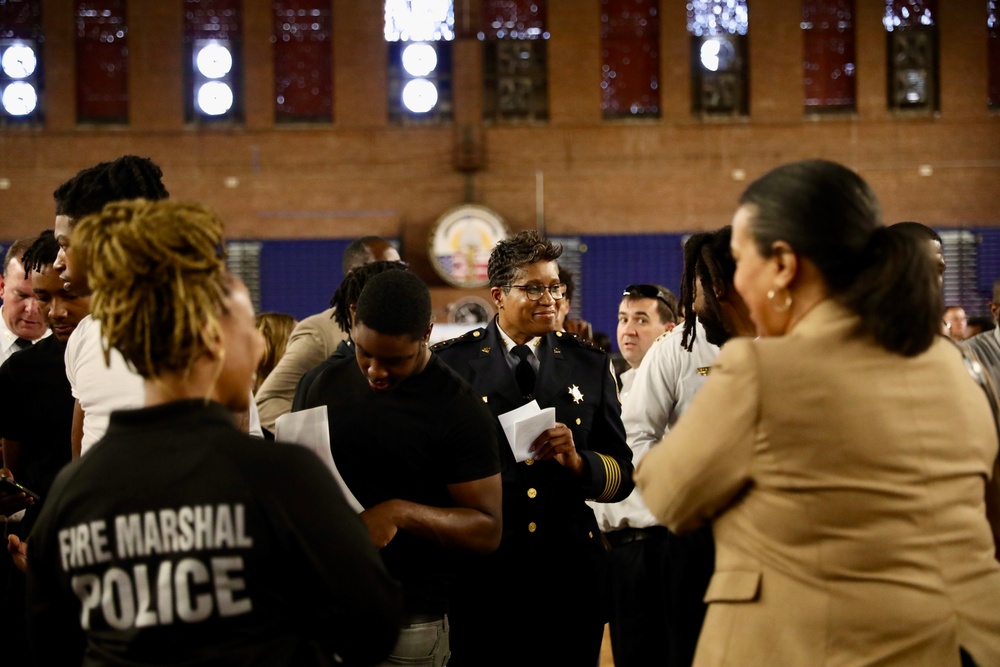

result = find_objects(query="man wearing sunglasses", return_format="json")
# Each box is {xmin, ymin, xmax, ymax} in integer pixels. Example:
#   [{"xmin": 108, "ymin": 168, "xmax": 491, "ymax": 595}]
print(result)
[{"xmin": 433, "ymin": 230, "xmax": 633, "ymax": 667}]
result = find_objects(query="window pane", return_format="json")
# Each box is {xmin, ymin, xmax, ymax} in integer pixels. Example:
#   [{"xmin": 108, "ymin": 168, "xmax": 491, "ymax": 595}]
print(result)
[
  {"xmin": 386, "ymin": 0, "xmax": 454, "ymax": 123},
  {"xmin": 803, "ymin": 0, "xmax": 856, "ymax": 112},
  {"xmin": 884, "ymin": 0, "xmax": 937, "ymax": 112},
  {"xmin": 687, "ymin": 0, "xmax": 748, "ymax": 116},
  {"xmin": 273, "ymin": 0, "xmax": 332, "ymax": 123},
  {"xmin": 184, "ymin": 0, "xmax": 242, "ymax": 122},
  {"xmin": 0, "ymin": 0, "xmax": 43, "ymax": 123},
  {"xmin": 75, "ymin": 0, "xmax": 128, "ymax": 123},
  {"xmin": 882, "ymin": 0, "xmax": 936, "ymax": 31},
  {"xmin": 480, "ymin": 0, "xmax": 547, "ymax": 39},
  {"xmin": 384, "ymin": 0, "xmax": 454, "ymax": 42},
  {"xmin": 990, "ymin": 0, "xmax": 999, "ymax": 109},
  {"xmin": 480, "ymin": 0, "xmax": 547, "ymax": 122},
  {"xmin": 601, "ymin": 0, "xmax": 659, "ymax": 119}
]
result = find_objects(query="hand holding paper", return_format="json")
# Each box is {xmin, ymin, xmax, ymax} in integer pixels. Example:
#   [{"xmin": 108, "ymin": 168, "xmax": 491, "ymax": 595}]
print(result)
[{"xmin": 497, "ymin": 400, "xmax": 556, "ymax": 463}]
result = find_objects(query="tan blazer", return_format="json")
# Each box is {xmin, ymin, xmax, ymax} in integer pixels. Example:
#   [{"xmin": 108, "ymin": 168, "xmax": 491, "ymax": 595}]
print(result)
[
  {"xmin": 636, "ymin": 300, "xmax": 1000, "ymax": 667},
  {"xmin": 254, "ymin": 308, "xmax": 347, "ymax": 432}
]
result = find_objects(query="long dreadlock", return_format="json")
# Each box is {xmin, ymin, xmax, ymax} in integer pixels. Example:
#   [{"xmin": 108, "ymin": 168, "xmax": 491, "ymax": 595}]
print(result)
[
  {"xmin": 679, "ymin": 226, "xmax": 736, "ymax": 351},
  {"xmin": 71, "ymin": 199, "xmax": 227, "ymax": 379}
]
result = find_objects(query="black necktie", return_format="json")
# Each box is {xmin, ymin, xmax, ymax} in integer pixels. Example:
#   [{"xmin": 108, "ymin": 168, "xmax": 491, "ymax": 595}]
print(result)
[
  {"xmin": 511, "ymin": 345, "xmax": 536, "ymax": 398},
  {"xmin": 14, "ymin": 337, "xmax": 31, "ymax": 350}
]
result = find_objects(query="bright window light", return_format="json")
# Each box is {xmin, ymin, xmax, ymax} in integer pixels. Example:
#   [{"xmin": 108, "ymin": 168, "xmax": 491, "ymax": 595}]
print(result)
[
  {"xmin": 2, "ymin": 81, "xmax": 37, "ymax": 115},
  {"xmin": 700, "ymin": 37, "xmax": 734, "ymax": 71},
  {"xmin": 195, "ymin": 42, "xmax": 233, "ymax": 79},
  {"xmin": 402, "ymin": 78, "xmax": 438, "ymax": 113},
  {"xmin": 196, "ymin": 81, "xmax": 234, "ymax": 115},
  {"xmin": 401, "ymin": 42, "xmax": 437, "ymax": 77},
  {"xmin": 1, "ymin": 43, "xmax": 37, "ymax": 79}
]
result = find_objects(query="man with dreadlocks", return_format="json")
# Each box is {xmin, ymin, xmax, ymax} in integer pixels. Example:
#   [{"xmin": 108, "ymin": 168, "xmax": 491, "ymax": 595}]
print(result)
[
  {"xmin": 50, "ymin": 155, "xmax": 264, "ymax": 454},
  {"xmin": 620, "ymin": 225, "xmax": 754, "ymax": 667},
  {"xmin": 12, "ymin": 199, "xmax": 403, "ymax": 666},
  {"xmin": 0, "ymin": 230, "xmax": 89, "ymax": 666}
]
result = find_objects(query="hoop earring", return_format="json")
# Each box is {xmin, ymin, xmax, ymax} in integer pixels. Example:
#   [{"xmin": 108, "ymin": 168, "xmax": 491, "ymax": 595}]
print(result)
[{"xmin": 767, "ymin": 288, "xmax": 792, "ymax": 313}]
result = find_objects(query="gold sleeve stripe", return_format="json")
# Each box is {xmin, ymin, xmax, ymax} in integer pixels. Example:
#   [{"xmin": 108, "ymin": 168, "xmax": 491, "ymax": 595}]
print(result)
[{"xmin": 595, "ymin": 453, "xmax": 621, "ymax": 502}]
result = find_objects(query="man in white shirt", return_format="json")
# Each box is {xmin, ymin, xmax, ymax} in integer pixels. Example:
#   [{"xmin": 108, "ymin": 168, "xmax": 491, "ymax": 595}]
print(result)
[
  {"xmin": 600, "ymin": 228, "xmax": 756, "ymax": 667},
  {"xmin": 0, "ymin": 238, "xmax": 48, "ymax": 365}
]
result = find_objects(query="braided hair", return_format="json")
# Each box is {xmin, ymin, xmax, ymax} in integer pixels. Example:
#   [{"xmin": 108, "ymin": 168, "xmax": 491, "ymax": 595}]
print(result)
[
  {"xmin": 679, "ymin": 226, "xmax": 736, "ymax": 351},
  {"xmin": 71, "ymin": 199, "xmax": 227, "ymax": 379},
  {"xmin": 21, "ymin": 230, "xmax": 59, "ymax": 276},
  {"xmin": 330, "ymin": 260, "xmax": 409, "ymax": 335},
  {"xmin": 54, "ymin": 155, "xmax": 169, "ymax": 221}
]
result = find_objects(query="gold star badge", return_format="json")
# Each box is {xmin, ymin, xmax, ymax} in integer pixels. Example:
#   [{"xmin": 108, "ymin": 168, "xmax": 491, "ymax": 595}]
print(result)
[{"xmin": 568, "ymin": 385, "xmax": 584, "ymax": 404}]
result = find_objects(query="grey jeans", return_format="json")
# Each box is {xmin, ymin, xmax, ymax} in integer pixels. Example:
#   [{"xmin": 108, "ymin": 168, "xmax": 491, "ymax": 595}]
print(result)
[{"xmin": 378, "ymin": 614, "xmax": 450, "ymax": 667}]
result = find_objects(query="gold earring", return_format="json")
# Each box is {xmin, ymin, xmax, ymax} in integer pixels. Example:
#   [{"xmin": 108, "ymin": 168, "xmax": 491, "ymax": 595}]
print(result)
[{"xmin": 767, "ymin": 288, "xmax": 792, "ymax": 313}]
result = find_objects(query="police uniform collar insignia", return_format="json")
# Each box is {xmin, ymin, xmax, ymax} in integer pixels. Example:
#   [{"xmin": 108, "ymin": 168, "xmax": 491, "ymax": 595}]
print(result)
[
  {"xmin": 696, "ymin": 366, "xmax": 711, "ymax": 376},
  {"xmin": 568, "ymin": 385, "xmax": 584, "ymax": 404}
]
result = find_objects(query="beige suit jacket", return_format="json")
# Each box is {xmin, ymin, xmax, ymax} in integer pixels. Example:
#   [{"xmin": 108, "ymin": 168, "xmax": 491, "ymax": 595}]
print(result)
[
  {"xmin": 254, "ymin": 308, "xmax": 347, "ymax": 431},
  {"xmin": 636, "ymin": 300, "xmax": 1000, "ymax": 667}
]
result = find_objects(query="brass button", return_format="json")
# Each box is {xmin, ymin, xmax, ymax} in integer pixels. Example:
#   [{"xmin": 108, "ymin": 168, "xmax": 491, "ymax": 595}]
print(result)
[
  {"xmin": 473, "ymin": 331, "xmax": 481, "ymax": 338},
  {"xmin": 482, "ymin": 396, "xmax": 488, "ymax": 403},
  {"xmin": 528, "ymin": 522, "xmax": 537, "ymax": 533},
  {"xmin": 588, "ymin": 531, "xmax": 594, "ymax": 538},
  {"xmin": 555, "ymin": 332, "xmax": 562, "ymax": 337},
  {"xmin": 527, "ymin": 488, "xmax": 537, "ymax": 499},
  {"xmin": 525, "ymin": 458, "xmax": 534, "ymax": 466},
  {"xmin": 575, "ymin": 418, "xmax": 581, "ymax": 425}
]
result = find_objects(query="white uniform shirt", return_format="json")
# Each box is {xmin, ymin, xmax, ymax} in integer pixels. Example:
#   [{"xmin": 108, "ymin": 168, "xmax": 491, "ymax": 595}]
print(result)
[{"xmin": 590, "ymin": 319, "xmax": 720, "ymax": 532}]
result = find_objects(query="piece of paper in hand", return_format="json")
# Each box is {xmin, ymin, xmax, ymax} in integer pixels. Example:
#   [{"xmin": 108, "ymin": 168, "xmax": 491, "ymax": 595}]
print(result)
[
  {"xmin": 274, "ymin": 406, "xmax": 364, "ymax": 513},
  {"xmin": 497, "ymin": 400, "xmax": 557, "ymax": 463}
]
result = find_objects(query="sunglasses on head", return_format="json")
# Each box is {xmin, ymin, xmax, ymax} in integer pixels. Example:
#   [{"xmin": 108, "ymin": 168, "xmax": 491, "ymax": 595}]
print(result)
[{"xmin": 623, "ymin": 284, "xmax": 677, "ymax": 318}]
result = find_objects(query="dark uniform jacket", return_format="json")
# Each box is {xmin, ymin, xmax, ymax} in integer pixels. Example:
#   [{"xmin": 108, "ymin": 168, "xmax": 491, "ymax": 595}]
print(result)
[{"xmin": 432, "ymin": 319, "xmax": 634, "ymax": 547}]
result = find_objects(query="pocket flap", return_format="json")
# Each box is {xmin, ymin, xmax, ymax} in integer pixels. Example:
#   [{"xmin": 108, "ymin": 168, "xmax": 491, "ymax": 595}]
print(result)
[{"xmin": 703, "ymin": 570, "xmax": 761, "ymax": 603}]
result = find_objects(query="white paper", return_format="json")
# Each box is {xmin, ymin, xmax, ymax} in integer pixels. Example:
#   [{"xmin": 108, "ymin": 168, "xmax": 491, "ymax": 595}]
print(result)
[
  {"xmin": 274, "ymin": 406, "xmax": 364, "ymax": 513},
  {"xmin": 497, "ymin": 400, "xmax": 556, "ymax": 463}
]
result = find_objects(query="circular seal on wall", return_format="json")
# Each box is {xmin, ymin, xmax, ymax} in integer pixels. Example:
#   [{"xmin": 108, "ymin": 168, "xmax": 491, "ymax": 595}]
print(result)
[{"xmin": 429, "ymin": 204, "xmax": 510, "ymax": 288}]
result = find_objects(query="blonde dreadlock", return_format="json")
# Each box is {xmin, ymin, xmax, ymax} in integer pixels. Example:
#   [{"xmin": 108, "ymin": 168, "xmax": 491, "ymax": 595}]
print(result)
[{"xmin": 71, "ymin": 199, "xmax": 227, "ymax": 380}]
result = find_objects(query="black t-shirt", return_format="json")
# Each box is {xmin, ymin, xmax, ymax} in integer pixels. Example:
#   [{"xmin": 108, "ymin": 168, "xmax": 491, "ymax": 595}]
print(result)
[
  {"xmin": 302, "ymin": 354, "xmax": 500, "ymax": 614},
  {"xmin": 0, "ymin": 335, "xmax": 73, "ymax": 530},
  {"xmin": 26, "ymin": 400, "xmax": 403, "ymax": 667}
]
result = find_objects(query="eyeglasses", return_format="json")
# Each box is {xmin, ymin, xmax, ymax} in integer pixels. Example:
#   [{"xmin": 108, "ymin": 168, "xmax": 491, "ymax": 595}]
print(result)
[
  {"xmin": 504, "ymin": 283, "xmax": 566, "ymax": 301},
  {"xmin": 624, "ymin": 284, "xmax": 677, "ymax": 317}
]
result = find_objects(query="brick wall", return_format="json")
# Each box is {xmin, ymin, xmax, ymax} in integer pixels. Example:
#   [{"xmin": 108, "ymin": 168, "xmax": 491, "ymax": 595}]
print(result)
[{"xmin": 1, "ymin": 0, "xmax": 998, "ymax": 298}]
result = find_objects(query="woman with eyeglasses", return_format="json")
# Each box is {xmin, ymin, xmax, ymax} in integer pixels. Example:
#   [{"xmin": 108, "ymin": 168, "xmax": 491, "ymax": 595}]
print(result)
[{"xmin": 433, "ymin": 230, "xmax": 634, "ymax": 667}]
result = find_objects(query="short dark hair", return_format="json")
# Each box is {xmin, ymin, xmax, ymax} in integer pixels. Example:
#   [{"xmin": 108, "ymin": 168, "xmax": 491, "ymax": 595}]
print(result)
[
  {"xmin": 488, "ymin": 230, "xmax": 563, "ymax": 289},
  {"xmin": 330, "ymin": 260, "xmax": 410, "ymax": 335},
  {"xmin": 3, "ymin": 237, "xmax": 37, "ymax": 276},
  {"xmin": 559, "ymin": 266, "xmax": 575, "ymax": 303},
  {"xmin": 622, "ymin": 284, "xmax": 678, "ymax": 325},
  {"xmin": 355, "ymin": 270, "xmax": 431, "ymax": 340},
  {"xmin": 53, "ymin": 155, "xmax": 169, "ymax": 222},
  {"xmin": 740, "ymin": 159, "xmax": 938, "ymax": 356},
  {"xmin": 21, "ymin": 231, "xmax": 59, "ymax": 276},
  {"xmin": 342, "ymin": 236, "xmax": 393, "ymax": 276}
]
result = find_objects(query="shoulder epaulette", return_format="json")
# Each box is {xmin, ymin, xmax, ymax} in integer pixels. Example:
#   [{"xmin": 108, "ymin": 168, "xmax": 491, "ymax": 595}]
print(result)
[
  {"xmin": 553, "ymin": 330, "xmax": 606, "ymax": 354},
  {"xmin": 430, "ymin": 327, "xmax": 487, "ymax": 352}
]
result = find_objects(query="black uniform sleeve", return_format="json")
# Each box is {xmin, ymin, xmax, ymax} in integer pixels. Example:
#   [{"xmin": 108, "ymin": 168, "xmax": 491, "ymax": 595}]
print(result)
[
  {"xmin": 578, "ymin": 355, "xmax": 635, "ymax": 503},
  {"xmin": 258, "ymin": 445, "xmax": 403, "ymax": 665}
]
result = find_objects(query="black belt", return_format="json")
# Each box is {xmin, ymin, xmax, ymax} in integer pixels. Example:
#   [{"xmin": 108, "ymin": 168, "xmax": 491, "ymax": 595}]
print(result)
[{"xmin": 604, "ymin": 526, "xmax": 670, "ymax": 548}]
